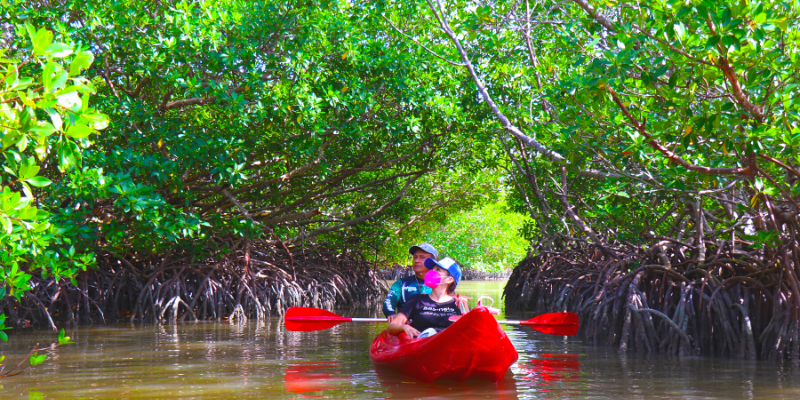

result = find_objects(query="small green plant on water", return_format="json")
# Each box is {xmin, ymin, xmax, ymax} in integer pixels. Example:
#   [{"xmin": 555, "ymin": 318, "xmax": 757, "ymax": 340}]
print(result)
[{"xmin": 0, "ymin": 327, "xmax": 74, "ymax": 378}]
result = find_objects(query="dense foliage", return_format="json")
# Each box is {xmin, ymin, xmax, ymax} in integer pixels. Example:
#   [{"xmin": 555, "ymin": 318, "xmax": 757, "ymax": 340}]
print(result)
[
  {"xmin": 0, "ymin": 0, "xmax": 508, "ymax": 334},
  {"xmin": 380, "ymin": 0, "xmax": 799, "ymax": 249},
  {"xmin": 2, "ymin": 0, "xmax": 800, "ymax": 359},
  {"xmin": 4, "ymin": 0, "xmax": 499, "ymax": 256}
]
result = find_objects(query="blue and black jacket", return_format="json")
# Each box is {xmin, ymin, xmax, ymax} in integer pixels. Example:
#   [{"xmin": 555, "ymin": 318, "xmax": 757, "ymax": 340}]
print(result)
[{"xmin": 382, "ymin": 275, "xmax": 432, "ymax": 317}]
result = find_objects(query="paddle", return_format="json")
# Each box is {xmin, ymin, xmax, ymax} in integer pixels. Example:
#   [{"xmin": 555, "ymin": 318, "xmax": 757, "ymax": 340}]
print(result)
[
  {"xmin": 285, "ymin": 307, "xmax": 579, "ymax": 336},
  {"xmin": 284, "ymin": 307, "xmax": 386, "ymax": 332},
  {"xmin": 499, "ymin": 312, "xmax": 579, "ymax": 336}
]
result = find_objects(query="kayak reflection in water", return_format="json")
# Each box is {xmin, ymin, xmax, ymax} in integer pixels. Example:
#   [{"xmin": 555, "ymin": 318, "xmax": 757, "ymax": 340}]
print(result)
[
  {"xmin": 283, "ymin": 361, "xmax": 350, "ymax": 396},
  {"xmin": 387, "ymin": 257, "xmax": 467, "ymax": 338}
]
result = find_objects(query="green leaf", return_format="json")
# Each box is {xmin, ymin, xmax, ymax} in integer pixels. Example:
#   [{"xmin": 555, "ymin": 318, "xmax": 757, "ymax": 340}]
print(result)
[
  {"xmin": 68, "ymin": 140, "xmax": 82, "ymax": 168},
  {"xmin": 706, "ymin": 35, "xmax": 721, "ymax": 49},
  {"xmin": 24, "ymin": 23, "xmax": 37, "ymax": 47},
  {"xmin": 754, "ymin": 177, "xmax": 764, "ymax": 191},
  {"xmin": 721, "ymin": 7, "xmax": 732, "ymax": 27},
  {"xmin": 45, "ymin": 42, "xmax": 73, "ymax": 58},
  {"xmin": 652, "ymin": 65, "xmax": 668, "ymax": 78},
  {"xmin": 32, "ymin": 28, "xmax": 54, "ymax": 56},
  {"xmin": 30, "ymin": 353, "xmax": 47, "ymax": 366},
  {"xmin": 0, "ymin": 331, "xmax": 7, "ymax": 341},
  {"xmin": 50, "ymin": 70, "xmax": 69, "ymax": 92},
  {"xmin": 65, "ymin": 123, "xmax": 92, "ymax": 139},
  {"xmin": 69, "ymin": 51, "xmax": 94, "ymax": 76},
  {"xmin": 26, "ymin": 177, "xmax": 52, "ymax": 187},
  {"xmin": 3, "ymin": 130, "xmax": 22, "ymax": 150},
  {"xmin": 777, "ymin": 18, "xmax": 789, "ymax": 32},
  {"xmin": 668, "ymin": 72, "xmax": 679, "ymax": 88},
  {"xmin": 18, "ymin": 206, "xmax": 38, "ymax": 220},
  {"xmin": 57, "ymin": 328, "xmax": 73, "ymax": 345},
  {"xmin": 722, "ymin": 35, "xmax": 740, "ymax": 52},
  {"xmin": 58, "ymin": 141, "xmax": 76, "ymax": 171},
  {"xmin": 673, "ymin": 22, "xmax": 686, "ymax": 40},
  {"xmin": 29, "ymin": 123, "xmax": 56, "ymax": 136},
  {"xmin": 18, "ymin": 159, "xmax": 39, "ymax": 180},
  {"xmin": 56, "ymin": 92, "xmax": 82, "ymax": 111},
  {"xmin": 42, "ymin": 61, "xmax": 55, "ymax": 92},
  {"xmin": 0, "ymin": 214, "xmax": 12, "ymax": 234}
]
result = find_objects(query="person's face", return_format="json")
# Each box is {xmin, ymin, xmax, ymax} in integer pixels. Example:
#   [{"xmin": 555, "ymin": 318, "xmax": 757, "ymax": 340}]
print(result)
[
  {"xmin": 412, "ymin": 250, "xmax": 433, "ymax": 275},
  {"xmin": 432, "ymin": 266, "xmax": 453, "ymax": 285}
]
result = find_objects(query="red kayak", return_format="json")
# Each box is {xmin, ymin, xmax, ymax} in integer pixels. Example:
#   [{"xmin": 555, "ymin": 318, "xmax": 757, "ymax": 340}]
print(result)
[{"xmin": 369, "ymin": 307, "xmax": 518, "ymax": 383}]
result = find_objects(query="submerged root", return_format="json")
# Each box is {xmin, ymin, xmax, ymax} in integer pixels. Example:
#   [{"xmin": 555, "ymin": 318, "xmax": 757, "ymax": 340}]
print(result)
[
  {"xmin": 1, "ymin": 240, "xmax": 384, "ymax": 327},
  {"xmin": 505, "ymin": 242, "xmax": 800, "ymax": 360}
]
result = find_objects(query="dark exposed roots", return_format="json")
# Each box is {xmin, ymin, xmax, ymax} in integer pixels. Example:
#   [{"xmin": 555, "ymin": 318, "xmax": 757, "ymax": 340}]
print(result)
[
  {"xmin": 504, "ymin": 241, "xmax": 800, "ymax": 362},
  {"xmin": 1, "ymin": 240, "xmax": 385, "ymax": 328}
]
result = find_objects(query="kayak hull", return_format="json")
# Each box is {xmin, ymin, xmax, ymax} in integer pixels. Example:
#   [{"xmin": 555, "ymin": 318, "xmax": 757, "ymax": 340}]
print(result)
[{"xmin": 369, "ymin": 307, "xmax": 518, "ymax": 382}]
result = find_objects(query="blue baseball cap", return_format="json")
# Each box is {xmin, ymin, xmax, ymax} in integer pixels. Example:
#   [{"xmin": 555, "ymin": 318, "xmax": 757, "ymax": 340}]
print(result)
[
  {"xmin": 424, "ymin": 257, "xmax": 462, "ymax": 286},
  {"xmin": 409, "ymin": 243, "xmax": 438, "ymax": 259}
]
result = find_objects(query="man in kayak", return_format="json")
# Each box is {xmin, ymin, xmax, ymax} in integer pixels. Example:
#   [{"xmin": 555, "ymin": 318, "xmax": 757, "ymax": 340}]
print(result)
[
  {"xmin": 387, "ymin": 257, "xmax": 463, "ymax": 338},
  {"xmin": 382, "ymin": 243, "xmax": 437, "ymax": 323}
]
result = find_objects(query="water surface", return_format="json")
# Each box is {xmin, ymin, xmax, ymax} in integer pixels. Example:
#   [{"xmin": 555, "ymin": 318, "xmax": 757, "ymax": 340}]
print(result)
[{"xmin": 1, "ymin": 280, "xmax": 799, "ymax": 399}]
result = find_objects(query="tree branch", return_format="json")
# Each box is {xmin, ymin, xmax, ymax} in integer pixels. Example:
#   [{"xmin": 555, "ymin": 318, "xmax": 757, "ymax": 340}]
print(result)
[
  {"xmin": 606, "ymin": 86, "xmax": 750, "ymax": 175},
  {"xmin": 426, "ymin": 0, "xmax": 564, "ymax": 162},
  {"xmin": 705, "ymin": 18, "xmax": 765, "ymax": 122},
  {"xmin": 381, "ymin": 15, "xmax": 465, "ymax": 67},
  {"xmin": 760, "ymin": 154, "xmax": 800, "ymax": 180},
  {"xmin": 287, "ymin": 172, "xmax": 424, "ymax": 242},
  {"xmin": 571, "ymin": 0, "xmax": 615, "ymax": 31}
]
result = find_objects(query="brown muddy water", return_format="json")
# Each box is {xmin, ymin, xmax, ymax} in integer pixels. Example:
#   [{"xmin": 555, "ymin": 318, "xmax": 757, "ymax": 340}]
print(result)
[{"xmin": 1, "ymin": 280, "xmax": 799, "ymax": 399}]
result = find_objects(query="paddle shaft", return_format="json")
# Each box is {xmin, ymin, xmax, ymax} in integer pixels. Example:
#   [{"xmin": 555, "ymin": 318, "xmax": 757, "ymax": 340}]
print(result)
[
  {"xmin": 497, "ymin": 320, "xmax": 577, "ymax": 327},
  {"xmin": 286, "ymin": 316, "xmax": 385, "ymax": 323},
  {"xmin": 284, "ymin": 307, "xmax": 579, "ymax": 335}
]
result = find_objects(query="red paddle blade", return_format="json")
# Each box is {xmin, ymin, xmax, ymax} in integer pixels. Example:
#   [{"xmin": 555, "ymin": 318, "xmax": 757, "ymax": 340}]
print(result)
[
  {"xmin": 284, "ymin": 307, "xmax": 351, "ymax": 332},
  {"xmin": 522, "ymin": 312, "xmax": 579, "ymax": 336}
]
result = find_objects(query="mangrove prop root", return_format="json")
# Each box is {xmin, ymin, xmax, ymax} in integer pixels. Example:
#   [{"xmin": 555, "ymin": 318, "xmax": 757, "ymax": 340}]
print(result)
[
  {"xmin": 1, "ymin": 240, "xmax": 384, "ymax": 327},
  {"xmin": 504, "ymin": 242, "xmax": 800, "ymax": 360}
]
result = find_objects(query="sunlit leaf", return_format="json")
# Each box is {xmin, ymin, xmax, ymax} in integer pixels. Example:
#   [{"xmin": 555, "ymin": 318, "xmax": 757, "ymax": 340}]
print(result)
[
  {"xmin": 29, "ymin": 353, "xmax": 46, "ymax": 366},
  {"xmin": 26, "ymin": 177, "xmax": 52, "ymax": 187}
]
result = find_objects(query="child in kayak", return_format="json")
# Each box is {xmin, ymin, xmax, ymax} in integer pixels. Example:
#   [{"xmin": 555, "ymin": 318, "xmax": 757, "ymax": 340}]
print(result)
[{"xmin": 387, "ymin": 257, "xmax": 464, "ymax": 338}]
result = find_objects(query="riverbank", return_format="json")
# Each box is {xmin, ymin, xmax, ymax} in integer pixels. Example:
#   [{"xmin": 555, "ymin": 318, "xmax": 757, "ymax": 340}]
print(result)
[
  {"xmin": 504, "ymin": 242, "xmax": 799, "ymax": 361},
  {"xmin": 0, "ymin": 240, "xmax": 384, "ymax": 329}
]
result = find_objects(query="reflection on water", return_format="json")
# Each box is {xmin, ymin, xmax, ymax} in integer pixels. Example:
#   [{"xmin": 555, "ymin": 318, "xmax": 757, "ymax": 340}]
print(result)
[
  {"xmin": 374, "ymin": 365, "xmax": 519, "ymax": 400},
  {"xmin": 0, "ymin": 281, "xmax": 799, "ymax": 399},
  {"xmin": 284, "ymin": 361, "xmax": 350, "ymax": 397},
  {"xmin": 518, "ymin": 354, "xmax": 581, "ymax": 398}
]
